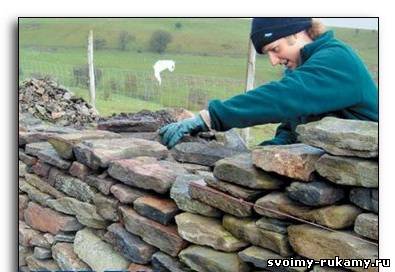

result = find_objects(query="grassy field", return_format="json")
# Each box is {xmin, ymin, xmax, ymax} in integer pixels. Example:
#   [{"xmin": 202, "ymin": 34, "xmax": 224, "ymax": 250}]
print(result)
[{"xmin": 19, "ymin": 18, "xmax": 378, "ymax": 146}]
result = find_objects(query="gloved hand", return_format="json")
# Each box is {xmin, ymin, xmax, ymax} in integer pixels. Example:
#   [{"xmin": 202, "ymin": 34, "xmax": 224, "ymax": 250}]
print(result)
[{"xmin": 159, "ymin": 115, "xmax": 208, "ymax": 148}]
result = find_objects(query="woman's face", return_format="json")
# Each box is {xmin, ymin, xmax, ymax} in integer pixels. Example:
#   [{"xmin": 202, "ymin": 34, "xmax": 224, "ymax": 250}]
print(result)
[{"xmin": 262, "ymin": 35, "xmax": 305, "ymax": 70}]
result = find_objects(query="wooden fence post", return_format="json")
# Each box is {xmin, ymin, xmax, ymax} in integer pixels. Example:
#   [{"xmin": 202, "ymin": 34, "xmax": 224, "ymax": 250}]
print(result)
[{"xmin": 87, "ymin": 30, "xmax": 97, "ymax": 111}]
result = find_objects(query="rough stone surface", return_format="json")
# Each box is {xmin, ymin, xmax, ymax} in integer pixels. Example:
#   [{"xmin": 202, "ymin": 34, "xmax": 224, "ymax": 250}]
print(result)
[
  {"xmin": 33, "ymin": 246, "xmax": 52, "ymax": 259},
  {"xmin": 296, "ymin": 117, "xmax": 378, "ymax": 158},
  {"xmin": 315, "ymin": 154, "xmax": 378, "ymax": 188},
  {"xmin": 19, "ymin": 179, "xmax": 53, "ymax": 207},
  {"xmin": 214, "ymin": 153, "xmax": 284, "ymax": 189},
  {"xmin": 254, "ymin": 192, "xmax": 362, "ymax": 229},
  {"xmin": 152, "ymin": 251, "xmax": 193, "ymax": 272},
  {"xmin": 19, "ymin": 220, "xmax": 41, "ymax": 247},
  {"xmin": 37, "ymin": 148, "xmax": 71, "ymax": 169},
  {"xmin": 19, "ymin": 194, "xmax": 29, "ymax": 221},
  {"xmin": 202, "ymin": 171, "xmax": 264, "ymax": 201},
  {"xmin": 175, "ymin": 212, "xmax": 248, "ymax": 252},
  {"xmin": 24, "ymin": 202, "xmax": 83, "ymax": 234},
  {"xmin": 73, "ymin": 137, "xmax": 168, "ymax": 170},
  {"xmin": 54, "ymin": 232, "xmax": 75, "ymax": 243},
  {"xmin": 19, "ymin": 160, "xmax": 27, "ymax": 177},
  {"xmin": 134, "ymin": 195, "xmax": 179, "ymax": 225},
  {"xmin": 19, "ymin": 150, "xmax": 38, "ymax": 166},
  {"xmin": 179, "ymin": 245, "xmax": 250, "ymax": 272},
  {"xmin": 172, "ymin": 141, "xmax": 246, "ymax": 167},
  {"xmin": 354, "ymin": 213, "xmax": 378, "ymax": 240},
  {"xmin": 52, "ymin": 242, "xmax": 91, "ymax": 271},
  {"xmin": 25, "ymin": 173, "xmax": 66, "ymax": 198},
  {"xmin": 170, "ymin": 174, "xmax": 222, "ymax": 217},
  {"xmin": 19, "ymin": 245, "xmax": 33, "ymax": 267},
  {"xmin": 85, "ymin": 172, "xmax": 117, "ymax": 195},
  {"xmin": 68, "ymin": 161, "xmax": 91, "ymax": 180},
  {"xmin": 25, "ymin": 255, "xmax": 60, "ymax": 271},
  {"xmin": 47, "ymin": 197, "xmax": 107, "ymax": 229},
  {"xmin": 31, "ymin": 160, "xmax": 52, "ymax": 177},
  {"xmin": 30, "ymin": 233, "xmax": 53, "ymax": 249},
  {"xmin": 48, "ymin": 130, "xmax": 121, "ymax": 159},
  {"xmin": 288, "ymin": 224, "xmax": 378, "ymax": 272},
  {"xmin": 255, "ymin": 217, "xmax": 292, "ymax": 234},
  {"xmin": 252, "ymin": 144, "xmax": 325, "ymax": 181},
  {"xmin": 104, "ymin": 223, "xmax": 157, "ymax": 264},
  {"xmin": 223, "ymin": 215, "xmax": 293, "ymax": 257},
  {"xmin": 108, "ymin": 156, "xmax": 188, "ymax": 193},
  {"xmin": 286, "ymin": 180, "xmax": 346, "ymax": 206},
  {"xmin": 349, "ymin": 188, "xmax": 378, "ymax": 213},
  {"xmin": 111, "ymin": 183, "xmax": 151, "ymax": 203},
  {"xmin": 128, "ymin": 263, "xmax": 154, "ymax": 272},
  {"xmin": 189, "ymin": 181, "xmax": 253, "ymax": 217},
  {"xmin": 25, "ymin": 141, "xmax": 53, "ymax": 157},
  {"xmin": 74, "ymin": 228, "xmax": 129, "ymax": 271},
  {"xmin": 120, "ymin": 206, "xmax": 188, "ymax": 257},
  {"xmin": 53, "ymin": 171, "xmax": 97, "ymax": 202},
  {"xmin": 93, "ymin": 193, "xmax": 120, "ymax": 222}
]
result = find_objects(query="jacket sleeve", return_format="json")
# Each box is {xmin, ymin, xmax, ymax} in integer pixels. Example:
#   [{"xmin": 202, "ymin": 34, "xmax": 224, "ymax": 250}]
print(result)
[
  {"xmin": 208, "ymin": 47, "xmax": 362, "ymax": 131},
  {"xmin": 259, "ymin": 121, "xmax": 298, "ymax": 146}
]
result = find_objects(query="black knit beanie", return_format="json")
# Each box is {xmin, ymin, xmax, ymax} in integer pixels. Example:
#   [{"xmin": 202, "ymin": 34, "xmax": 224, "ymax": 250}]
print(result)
[{"xmin": 250, "ymin": 17, "xmax": 312, "ymax": 54}]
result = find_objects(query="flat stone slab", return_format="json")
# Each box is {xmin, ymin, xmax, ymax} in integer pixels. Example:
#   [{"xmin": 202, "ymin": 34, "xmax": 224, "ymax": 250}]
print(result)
[
  {"xmin": 31, "ymin": 160, "xmax": 51, "ymax": 177},
  {"xmin": 354, "ymin": 213, "xmax": 378, "ymax": 240},
  {"xmin": 52, "ymin": 171, "xmax": 97, "ymax": 202},
  {"xmin": 120, "ymin": 206, "xmax": 188, "ymax": 257},
  {"xmin": 288, "ymin": 224, "xmax": 378, "ymax": 272},
  {"xmin": 111, "ymin": 183, "xmax": 152, "ymax": 204},
  {"xmin": 19, "ymin": 179, "xmax": 53, "ymax": 207},
  {"xmin": 37, "ymin": 148, "xmax": 71, "ymax": 169},
  {"xmin": 54, "ymin": 232, "xmax": 75, "ymax": 243},
  {"xmin": 179, "ymin": 245, "xmax": 250, "ymax": 272},
  {"xmin": 189, "ymin": 181, "xmax": 253, "ymax": 217},
  {"xmin": 286, "ymin": 180, "xmax": 346, "ymax": 206},
  {"xmin": 85, "ymin": 172, "xmax": 118, "ymax": 195},
  {"xmin": 203, "ymin": 171, "xmax": 264, "ymax": 201},
  {"xmin": 152, "ymin": 251, "xmax": 193, "ymax": 272},
  {"xmin": 33, "ymin": 246, "xmax": 52, "ymax": 260},
  {"xmin": 24, "ymin": 173, "xmax": 65, "ymax": 198},
  {"xmin": 349, "ymin": 188, "xmax": 378, "ymax": 213},
  {"xmin": 134, "ymin": 195, "xmax": 179, "ymax": 225},
  {"xmin": 24, "ymin": 202, "xmax": 83, "ymax": 234},
  {"xmin": 255, "ymin": 217, "xmax": 292, "ymax": 234},
  {"xmin": 214, "ymin": 153, "xmax": 284, "ymax": 189},
  {"xmin": 175, "ymin": 212, "xmax": 248, "ymax": 252},
  {"xmin": 93, "ymin": 193, "xmax": 120, "ymax": 222},
  {"xmin": 108, "ymin": 156, "xmax": 188, "ymax": 194},
  {"xmin": 25, "ymin": 141, "xmax": 53, "ymax": 157},
  {"xmin": 19, "ymin": 220, "xmax": 41, "ymax": 247},
  {"xmin": 69, "ymin": 161, "xmax": 91, "ymax": 180},
  {"xmin": 19, "ymin": 150, "xmax": 38, "ymax": 166},
  {"xmin": 19, "ymin": 160, "xmax": 27, "ymax": 177},
  {"xmin": 315, "ymin": 154, "xmax": 378, "ymax": 188},
  {"xmin": 172, "ymin": 141, "xmax": 246, "ymax": 167},
  {"xmin": 52, "ymin": 242, "xmax": 91, "ymax": 271},
  {"xmin": 296, "ymin": 117, "xmax": 378, "ymax": 158},
  {"xmin": 47, "ymin": 197, "xmax": 107, "ymax": 229},
  {"xmin": 252, "ymin": 144, "xmax": 325, "ymax": 181},
  {"xmin": 238, "ymin": 246, "xmax": 308, "ymax": 271},
  {"xmin": 104, "ymin": 223, "xmax": 157, "ymax": 264},
  {"xmin": 254, "ymin": 192, "xmax": 362, "ymax": 229},
  {"xmin": 48, "ymin": 130, "xmax": 121, "ymax": 159},
  {"xmin": 25, "ymin": 255, "xmax": 60, "ymax": 271},
  {"xmin": 74, "ymin": 228, "xmax": 129, "ymax": 272},
  {"xmin": 170, "ymin": 174, "xmax": 222, "ymax": 217},
  {"xmin": 73, "ymin": 137, "xmax": 168, "ymax": 170},
  {"xmin": 223, "ymin": 215, "xmax": 293, "ymax": 257}
]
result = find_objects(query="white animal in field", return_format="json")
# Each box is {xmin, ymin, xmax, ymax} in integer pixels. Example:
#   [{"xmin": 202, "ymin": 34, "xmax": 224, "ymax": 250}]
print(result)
[{"xmin": 153, "ymin": 60, "xmax": 175, "ymax": 85}]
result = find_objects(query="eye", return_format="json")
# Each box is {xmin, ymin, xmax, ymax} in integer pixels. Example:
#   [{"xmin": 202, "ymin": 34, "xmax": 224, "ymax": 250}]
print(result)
[{"xmin": 272, "ymin": 46, "xmax": 280, "ymax": 53}]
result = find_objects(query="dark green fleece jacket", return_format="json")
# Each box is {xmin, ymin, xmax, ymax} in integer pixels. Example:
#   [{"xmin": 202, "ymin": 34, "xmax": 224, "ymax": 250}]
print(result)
[{"xmin": 207, "ymin": 31, "xmax": 378, "ymax": 145}]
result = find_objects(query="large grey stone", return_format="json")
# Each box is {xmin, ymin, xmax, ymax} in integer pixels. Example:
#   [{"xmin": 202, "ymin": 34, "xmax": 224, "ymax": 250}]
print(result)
[
  {"xmin": 52, "ymin": 171, "xmax": 97, "ymax": 202},
  {"xmin": 255, "ymin": 217, "xmax": 292, "ymax": 234},
  {"xmin": 33, "ymin": 246, "xmax": 52, "ymax": 260},
  {"xmin": 288, "ymin": 224, "xmax": 378, "ymax": 272},
  {"xmin": 108, "ymin": 156, "xmax": 188, "ymax": 193},
  {"xmin": 52, "ymin": 242, "xmax": 91, "ymax": 271},
  {"xmin": 74, "ymin": 228, "xmax": 129, "ymax": 272},
  {"xmin": 354, "ymin": 213, "xmax": 378, "ymax": 240},
  {"xmin": 73, "ymin": 137, "xmax": 168, "ymax": 170},
  {"xmin": 120, "ymin": 206, "xmax": 188, "ymax": 257},
  {"xmin": 25, "ymin": 255, "xmax": 60, "ymax": 271},
  {"xmin": 19, "ymin": 179, "xmax": 53, "ymax": 207},
  {"xmin": 93, "ymin": 193, "xmax": 120, "ymax": 222},
  {"xmin": 152, "ymin": 251, "xmax": 193, "ymax": 272},
  {"xmin": 286, "ymin": 180, "xmax": 346, "ymax": 206},
  {"xmin": 24, "ymin": 173, "xmax": 65, "ymax": 198},
  {"xmin": 214, "ymin": 153, "xmax": 284, "ymax": 189},
  {"xmin": 175, "ymin": 212, "xmax": 248, "ymax": 252},
  {"xmin": 179, "ymin": 245, "xmax": 250, "ymax": 272},
  {"xmin": 252, "ymin": 144, "xmax": 325, "ymax": 181},
  {"xmin": 296, "ymin": 117, "xmax": 378, "ymax": 158},
  {"xmin": 172, "ymin": 141, "xmax": 246, "ymax": 167},
  {"xmin": 315, "ymin": 154, "xmax": 378, "ymax": 188},
  {"xmin": 349, "ymin": 188, "xmax": 378, "ymax": 213},
  {"xmin": 254, "ymin": 192, "xmax": 362, "ymax": 229},
  {"xmin": 170, "ymin": 174, "xmax": 222, "ymax": 217},
  {"xmin": 37, "ymin": 148, "xmax": 71, "ymax": 169},
  {"xmin": 111, "ymin": 183, "xmax": 152, "ymax": 204},
  {"xmin": 25, "ymin": 141, "xmax": 53, "ymax": 157},
  {"xmin": 223, "ymin": 215, "xmax": 293, "ymax": 257},
  {"xmin": 48, "ymin": 130, "xmax": 121, "ymax": 159},
  {"xmin": 85, "ymin": 172, "xmax": 117, "ymax": 195}
]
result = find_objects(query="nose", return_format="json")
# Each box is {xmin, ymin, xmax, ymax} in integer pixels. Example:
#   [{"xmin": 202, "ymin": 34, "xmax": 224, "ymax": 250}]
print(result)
[{"xmin": 267, "ymin": 52, "xmax": 280, "ymax": 66}]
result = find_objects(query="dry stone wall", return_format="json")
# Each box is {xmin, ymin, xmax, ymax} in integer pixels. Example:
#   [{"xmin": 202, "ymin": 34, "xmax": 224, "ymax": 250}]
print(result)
[{"xmin": 19, "ymin": 115, "xmax": 378, "ymax": 272}]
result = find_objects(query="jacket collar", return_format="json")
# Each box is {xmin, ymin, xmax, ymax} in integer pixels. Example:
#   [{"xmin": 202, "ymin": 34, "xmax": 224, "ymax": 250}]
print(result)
[{"xmin": 300, "ymin": 30, "xmax": 334, "ymax": 63}]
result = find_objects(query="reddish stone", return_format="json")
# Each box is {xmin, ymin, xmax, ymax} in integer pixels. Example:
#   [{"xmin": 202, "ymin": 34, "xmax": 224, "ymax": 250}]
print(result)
[
  {"xmin": 128, "ymin": 263, "xmax": 153, "ymax": 272},
  {"xmin": 31, "ymin": 160, "xmax": 51, "ymax": 177},
  {"xmin": 134, "ymin": 196, "xmax": 179, "ymax": 225},
  {"xmin": 69, "ymin": 161, "xmax": 90, "ymax": 180},
  {"xmin": 110, "ymin": 183, "xmax": 151, "ymax": 203}
]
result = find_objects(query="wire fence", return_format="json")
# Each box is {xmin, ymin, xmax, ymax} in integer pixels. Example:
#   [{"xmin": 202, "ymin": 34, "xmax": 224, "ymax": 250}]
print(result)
[{"xmin": 19, "ymin": 60, "xmax": 249, "ymax": 111}]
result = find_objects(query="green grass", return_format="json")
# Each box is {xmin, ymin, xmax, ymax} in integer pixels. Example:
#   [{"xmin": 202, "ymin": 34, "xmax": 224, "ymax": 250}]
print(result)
[{"xmin": 18, "ymin": 18, "xmax": 378, "ymax": 146}]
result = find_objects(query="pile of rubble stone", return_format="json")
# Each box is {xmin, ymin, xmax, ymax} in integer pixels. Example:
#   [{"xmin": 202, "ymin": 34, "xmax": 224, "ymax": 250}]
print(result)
[
  {"xmin": 18, "ymin": 115, "xmax": 378, "ymax": 272},
  {"xmin": 19, "ymin": 78, "xmax": 99, "ymax": 128}
]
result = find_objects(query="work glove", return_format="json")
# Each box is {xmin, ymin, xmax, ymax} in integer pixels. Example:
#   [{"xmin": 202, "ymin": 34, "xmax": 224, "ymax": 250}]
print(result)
[{"xmin": 159, "ymin": 115, "xmax": 208, "ymax": 148}]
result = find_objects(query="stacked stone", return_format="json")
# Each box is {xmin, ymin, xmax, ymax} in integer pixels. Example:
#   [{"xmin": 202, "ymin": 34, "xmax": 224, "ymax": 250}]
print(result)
[{"xmin": 18, "ymin": 115, "xmax": 378, "ymax": 272}]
